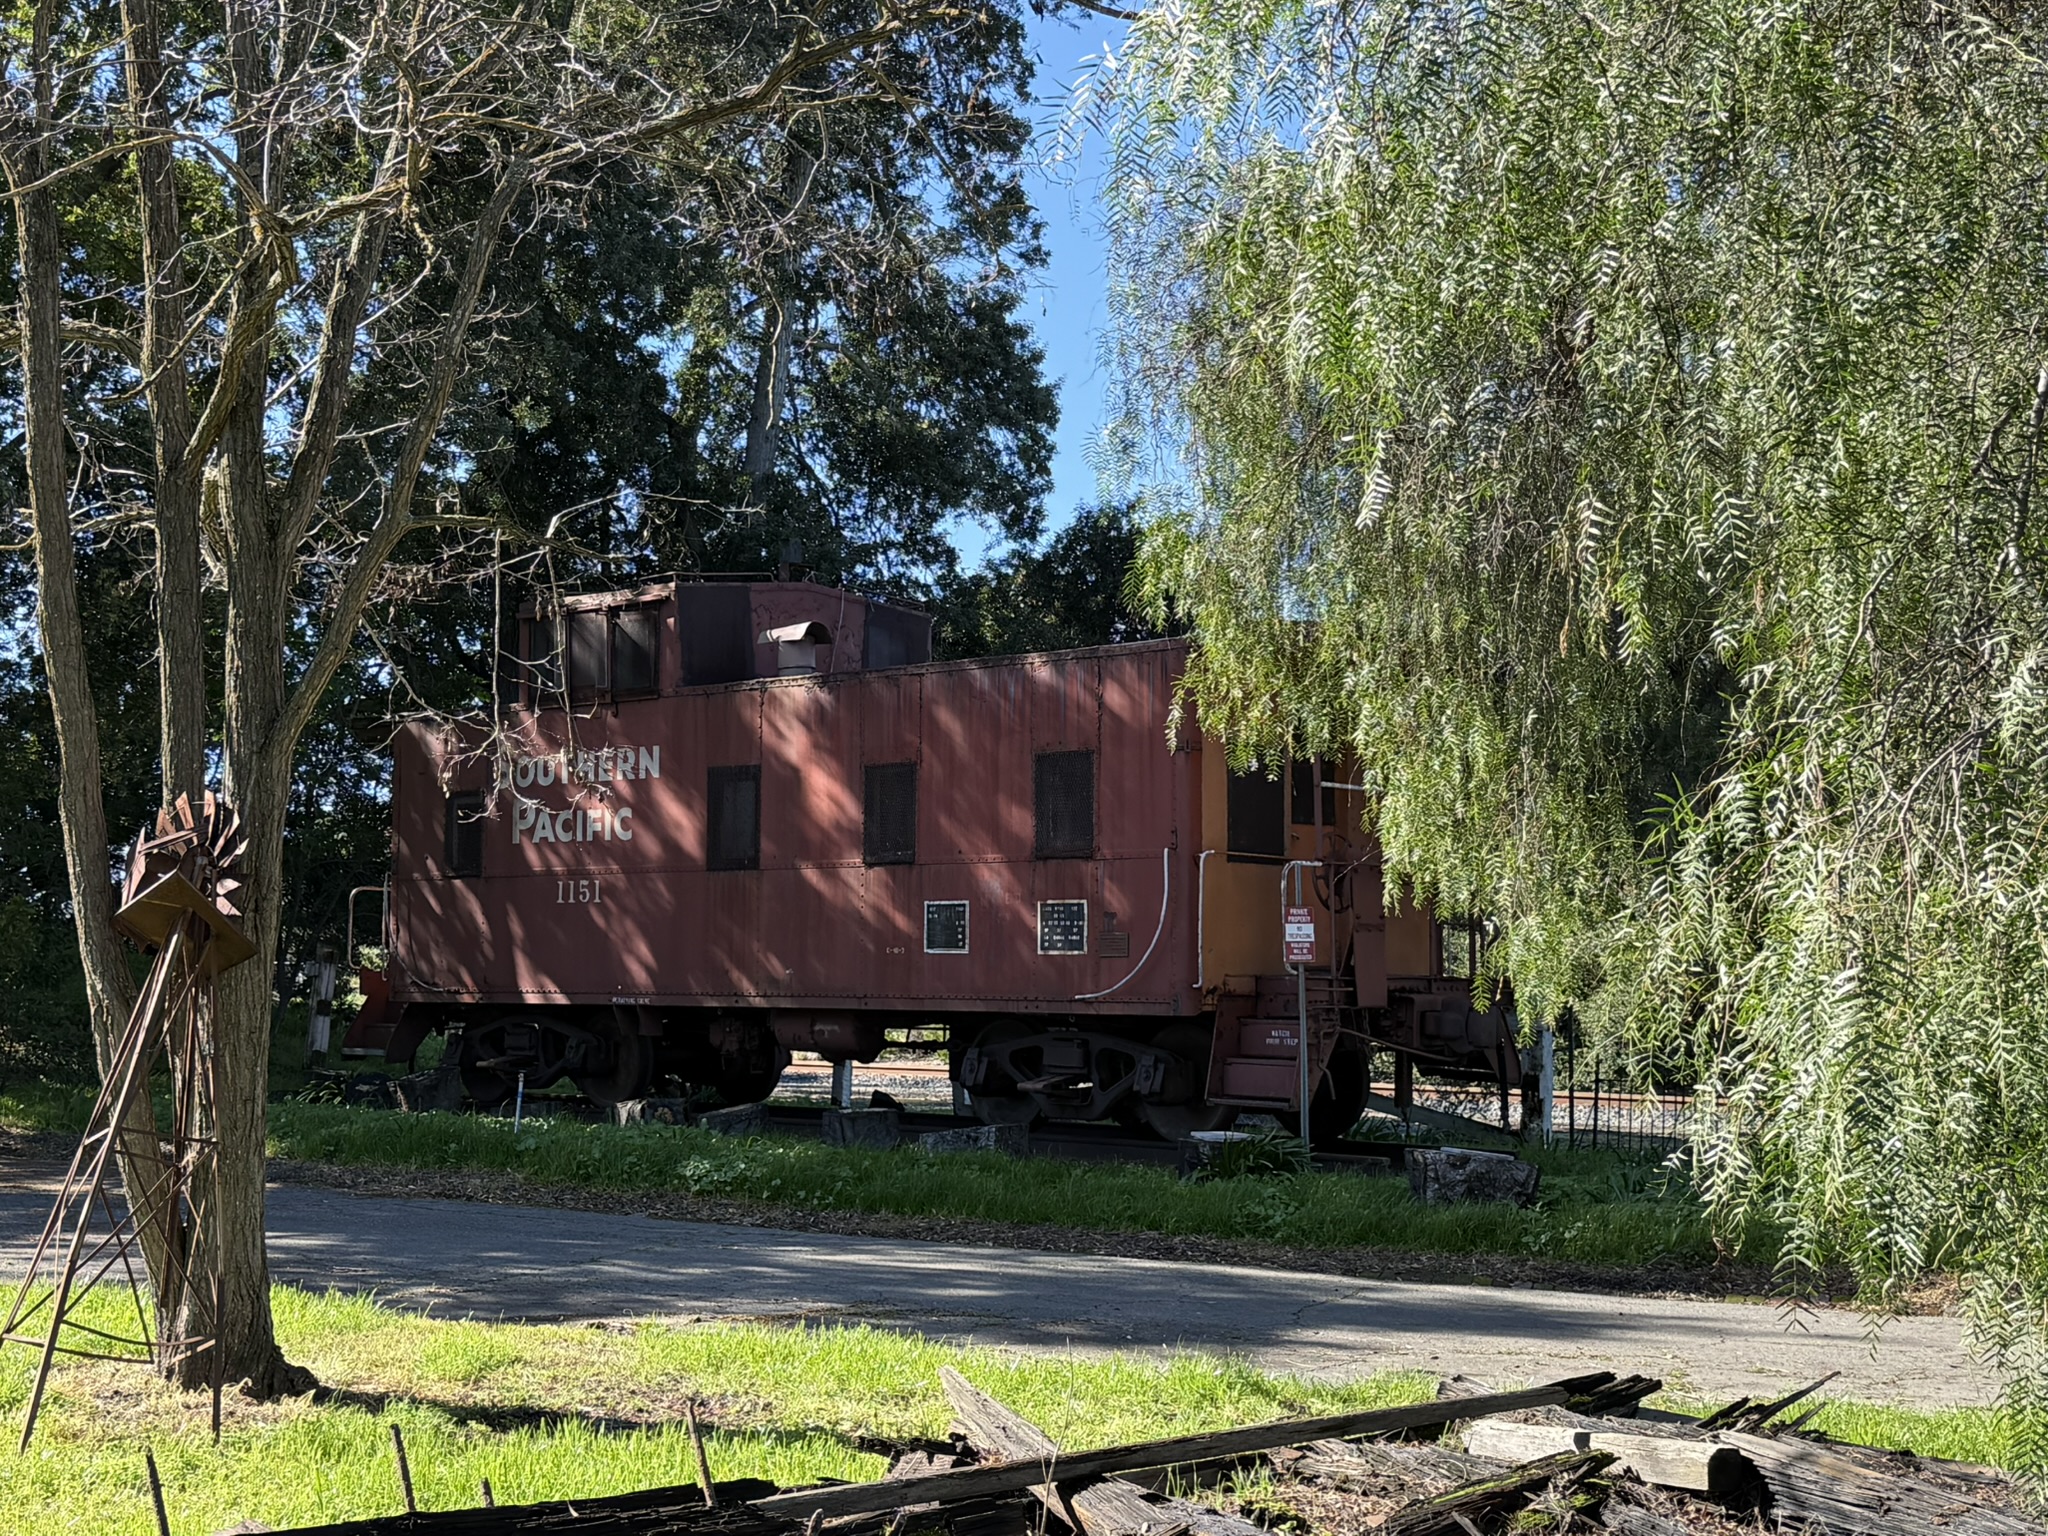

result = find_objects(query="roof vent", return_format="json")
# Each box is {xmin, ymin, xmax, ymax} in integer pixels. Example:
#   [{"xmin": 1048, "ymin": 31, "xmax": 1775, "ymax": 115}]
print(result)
[{"xmin": 760, "ymin": 621, "xmax": 832, "ymax": 676}]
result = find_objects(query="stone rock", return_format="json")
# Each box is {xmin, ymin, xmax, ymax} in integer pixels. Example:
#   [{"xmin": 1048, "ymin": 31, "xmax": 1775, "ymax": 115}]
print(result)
[
  {"xmin": 868, "ymin": 1088, "xmax": 906, "ymax": 1112},
  {"xmin": 1407, "ymin": 1146, "xmax": 1541, "ymax": 1207},
  {"xmin": 917, "ymin": 1123, "xmax": 1028, "ymax": 1157},
  {"xmin": 612, "ymin": 1096, "xmax": 697, "ymax": 1127},
  {"xmin": 822, "ymin": 1106, "xmax": 901, "ymax": 1150},
  {"xmin": 390, "ymin": 1063, "xmax": 464, "ymax": 1114},
  {"xmin": 698, "ymin": 1102, "xmax": 769, "ymax": 1138}
]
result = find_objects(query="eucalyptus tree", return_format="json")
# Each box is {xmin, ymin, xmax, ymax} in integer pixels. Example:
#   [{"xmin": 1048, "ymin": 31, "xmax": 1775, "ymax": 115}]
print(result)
[
  {"xmin": 1, "ymin": 0, "xmax": 987, "ymax": 1393},
  {"xmin": 1095, "ymin": 0, "xmax": 2048, "ymax": 1459}
]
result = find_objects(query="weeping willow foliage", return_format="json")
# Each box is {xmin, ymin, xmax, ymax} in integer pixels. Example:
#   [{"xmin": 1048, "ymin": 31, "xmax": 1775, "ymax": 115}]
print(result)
[{"xmin": 1093, "ymin": 0, "xmax": 2048, "ymax": 1463}]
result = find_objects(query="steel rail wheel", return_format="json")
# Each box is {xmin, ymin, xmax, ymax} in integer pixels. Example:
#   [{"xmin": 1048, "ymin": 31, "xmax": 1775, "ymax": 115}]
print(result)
[{"xmin": 1136, "ymin": 1022, "xmax": 1237, "ymax": 1141}]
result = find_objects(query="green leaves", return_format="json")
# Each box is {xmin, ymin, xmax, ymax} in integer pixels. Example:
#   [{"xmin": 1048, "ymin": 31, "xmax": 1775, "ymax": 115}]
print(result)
[{"xmin": 1098, "ymin": 0, "xmax": 2048, "ymax": 1470}]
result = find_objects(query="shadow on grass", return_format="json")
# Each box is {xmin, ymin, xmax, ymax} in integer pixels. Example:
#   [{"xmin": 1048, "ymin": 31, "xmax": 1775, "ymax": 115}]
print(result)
[{"xmin": 310, "ymin": 1382, "xmax": 954, "ymax": 1462}]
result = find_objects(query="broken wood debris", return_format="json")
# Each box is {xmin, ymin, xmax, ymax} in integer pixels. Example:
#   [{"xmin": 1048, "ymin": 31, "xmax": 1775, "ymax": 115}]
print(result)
[
  {"xmin": 235, "ymin": 1368, "xmax": 2039, "ymax": 1536},
  {"xmin": 939, "ymin": 1365, "xmax": 1261, "ymax": 1536},
  {"xmin": 754, "ymin": 1373, "xmax": 1619, "ymax": 1524}
]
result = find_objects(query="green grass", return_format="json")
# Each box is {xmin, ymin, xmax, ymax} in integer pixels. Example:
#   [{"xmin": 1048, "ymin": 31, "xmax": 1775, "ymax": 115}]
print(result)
[
  {"xmin": 0, "ymin": 1079, "xmax": 1739, "ymax": 1269},
  {"xmin": 1653, "ymin": 1392, "xmax": 2012, "ymax": 1467},
  {"xmin": 258, "ymin": 1102, "xmax": 1728, "ymax": 1268},
  {"xmin": 0, "ymin": 1081, "xmax": 96, "ymax": 1137},
  {"xmin": 0, "ymin": 1285, "xmax": 1433, "ymax": 1536},
  {"xmin": 0, "ymin": 1285, "xmax": 2014, "ymax": 1535}
]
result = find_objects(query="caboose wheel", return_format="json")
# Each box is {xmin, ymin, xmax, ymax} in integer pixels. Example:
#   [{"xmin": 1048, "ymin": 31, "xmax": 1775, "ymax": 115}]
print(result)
[
  {"xmin": 454, "ymin": 1028, "xmax": 515, "ymax": 1108},
  {"xmin": 706, "ymin": 1046, "xmax": 791, "ymax": 1107},
  {"xmin": 961, "ymin": 1020, "xmax": 1040, "ymax": 1127},
  {"xmin": 1136, "ymin": 1023, "xmax": 1236, "ymax": 1141},
  {"xmin": 573, "ymin": 1019, "xmax": 654, "ymax": 1107}
]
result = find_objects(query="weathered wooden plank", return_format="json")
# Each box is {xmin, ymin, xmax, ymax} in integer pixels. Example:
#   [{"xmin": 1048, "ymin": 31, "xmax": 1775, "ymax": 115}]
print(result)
[
  {"xmin": 1463, "ymin": 1420, "xmax": 1739, "ymax": 1492},
  {"xmin": 1288, "ymin": 1439, "xmax": 1500, "ymax": 1495},
  {"xmin": 269, "ymin": 1481, "xmax": 788, "ymax": 1535},
  {"xmin": 939, "ymin": 1368, "xmax": 1259, "ymax": 1536},
  {"xmin": 1717, "ymin": 1432, "xmax": 2047, "ymax": 1536},
  {"xmin": 753, "ymin": 1374, "xmax": 1618, "ymax": 1524},
  {"xmin": 1376, "ymin": 1450, "xmax": 1614, "ymax": 1536},
  {"xmin": 1595, "ymin": 1502, "xmax": 1696, "ymax": 1536}
]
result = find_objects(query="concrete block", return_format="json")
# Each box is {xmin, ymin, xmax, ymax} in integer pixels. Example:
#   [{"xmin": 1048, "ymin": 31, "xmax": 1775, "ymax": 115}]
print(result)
[
  {"xmin": 390, "ymin": 1064, "xmax": 464, "ymax": 1114},
  {"xmin": 822, "ymin": 1106, "xmax": 901, "ymax": 1150},
  {"xmin": 698, "ymin": 1102, "xmax": 769, "ymax": 1138},
  {"xmin": 1407, "ymin": 1146, "xmax": 1541, "ymax": 1207},
  {"xmin": 917, "ymin": 1123, "xmax": 1028, "ymax": 1157}
]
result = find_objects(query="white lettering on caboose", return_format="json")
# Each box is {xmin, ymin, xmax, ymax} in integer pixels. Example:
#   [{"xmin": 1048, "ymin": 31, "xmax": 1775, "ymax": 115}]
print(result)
[
  {"xmin": 502, "ymin": 744, "xmax": 659, "ymax": 845},
  {"xmin": 503, "ymin": 744, "xmax": 660, "ymax": 789}
]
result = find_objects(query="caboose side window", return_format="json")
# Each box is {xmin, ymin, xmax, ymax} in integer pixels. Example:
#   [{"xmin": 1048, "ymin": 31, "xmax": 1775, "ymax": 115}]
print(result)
[
  {"xmin": 567, "ymin": 610, "xmax": 610, "ymax": 701},
  {"xmin": 864, "ymin": 762, "xmax": 917, "ymax": 865},
  {"xmin": 445, "ymin": 789, "xmax": 485, "ymax": 878},
  {"xmin": 1034, "ymin": 750, "xmax": 1094, "ymax": 859},
  {"xmin": 536, "ymin": 604, "xmax": 661, "ymax": 706},
  {"xmin": 1290, "ymin": 760, "xmax": 1337, "ymax": 827},
  {"xmin": 707, "ymin": 764, "xmax": 761, "ymax": 871},
  {"xmin": 612, "ymin": 606, "xmax": 660, "ymax": 696},
  {"xmin": 1226, "ymin": 767, "xmax": 1285, "ymax": 862}
]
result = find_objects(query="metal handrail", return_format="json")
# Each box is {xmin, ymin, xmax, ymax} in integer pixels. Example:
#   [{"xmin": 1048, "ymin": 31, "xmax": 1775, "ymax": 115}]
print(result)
[
  {"xmin": 1075, "ymin": 846, "xmax": 1172, "ymax": 1002},
  {"xmin": 345, "ymin": 883, "xmax": 388, "ymax": 968}
]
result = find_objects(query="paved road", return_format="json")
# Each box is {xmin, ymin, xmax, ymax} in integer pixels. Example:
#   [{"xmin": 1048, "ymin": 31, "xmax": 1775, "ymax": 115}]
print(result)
[{"xmin": 0, "ymin": 1168, "xmax": 1994, "ymax": 1409}]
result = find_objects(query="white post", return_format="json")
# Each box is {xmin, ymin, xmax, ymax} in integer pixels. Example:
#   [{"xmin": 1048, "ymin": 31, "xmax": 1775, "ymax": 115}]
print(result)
[
  {"xmin": 832, "ymin": 1059, "xmax": 853, "ymax": 1110},
  {"xmin": 1279, "ymin": 859, "xmax": 1324, "ymax": 1149},
  {"xmin": 307, "ymin": 943, "xmax": 337, "ymax": 1064},
  {"xmin": 1536, "ymin": 1027, "xmax": 1556, "ymax": 1146}
]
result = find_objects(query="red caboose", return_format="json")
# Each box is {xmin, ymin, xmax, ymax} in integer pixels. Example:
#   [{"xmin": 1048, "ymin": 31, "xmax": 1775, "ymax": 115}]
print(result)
[{"xmin": 363, "ymin": 578, "xmax": 1515, "ymax": 1138}]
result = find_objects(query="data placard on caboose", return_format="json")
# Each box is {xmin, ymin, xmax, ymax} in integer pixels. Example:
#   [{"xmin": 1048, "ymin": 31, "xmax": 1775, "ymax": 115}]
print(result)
[
  {"xmin": 1036, "ymin": 900, "xmax": 1089, "ymax": 955},
  {"xmin": 924, "ymin": 900, "xmax": 969, "ymax": 954}
]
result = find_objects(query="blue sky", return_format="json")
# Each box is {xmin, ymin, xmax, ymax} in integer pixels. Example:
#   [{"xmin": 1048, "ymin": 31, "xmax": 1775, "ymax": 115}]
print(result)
[{"xmin": 1000, "ymin": 10, "xmax": 1126, "ymax": 556}]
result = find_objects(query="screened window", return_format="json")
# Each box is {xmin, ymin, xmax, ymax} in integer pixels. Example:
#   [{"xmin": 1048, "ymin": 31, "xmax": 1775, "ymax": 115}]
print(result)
[
  {"xmin": 707, "ymin": 765, "xmax": 761, "ymax": 871},
  {"xmin": 1034, "ymin": 750, "xmax": 1094, "ymax": 859},
  {"xmin": 1226, "ymin": 767, "xmax": 1285, "ymax": 862},
  {"xmin": 864, "ymin": 762, "xmax": 917, "ymax": 866},
  {"xmin": 1290, "ymin": 761, "xmax": 1337, "ymax": 827},
  {"xmin": 444, "ymin": 790, "xmax": 485, "ymax": 878}
]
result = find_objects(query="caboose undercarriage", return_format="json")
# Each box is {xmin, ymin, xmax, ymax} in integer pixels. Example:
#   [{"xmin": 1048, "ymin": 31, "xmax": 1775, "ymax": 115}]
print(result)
[{"xmin": 389, "ymin": 978, "xmax": 1518, "ymax": 1146}]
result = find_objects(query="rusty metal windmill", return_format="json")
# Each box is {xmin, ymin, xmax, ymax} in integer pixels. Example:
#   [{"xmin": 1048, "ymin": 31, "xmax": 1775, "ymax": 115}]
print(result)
[{"xmin": 1, "ymin": 792, "xmax": 254, "ymax": 1448}]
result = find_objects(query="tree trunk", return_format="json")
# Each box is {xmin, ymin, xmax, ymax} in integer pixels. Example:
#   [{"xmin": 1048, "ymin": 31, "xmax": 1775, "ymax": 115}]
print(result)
[
  {"xmin": 165, "ymin": 0, "xmax": 311, "ymax": 1395},
  {"xmin": 122, "ymin": 0, "xmax": 209, "ymax": 803},
  {"xmin": 4, "ymin": 0, "xmax": 171, "ymax": 1304},
  {"xmin": 743, "ymin": 296, "xmax": 792, "ymax": 503}
]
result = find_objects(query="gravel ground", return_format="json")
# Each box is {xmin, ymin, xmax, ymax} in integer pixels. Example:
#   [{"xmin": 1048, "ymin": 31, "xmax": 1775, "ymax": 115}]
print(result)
[{"xmin": 773, "ymin": 1060, "xmax": 959, "ymax": 1111}]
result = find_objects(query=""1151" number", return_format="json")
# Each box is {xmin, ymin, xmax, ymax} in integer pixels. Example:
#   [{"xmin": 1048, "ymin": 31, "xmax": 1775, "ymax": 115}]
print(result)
[{"xmin": 556, "ymin": 878, "xmax": 603, "ymax": 905}]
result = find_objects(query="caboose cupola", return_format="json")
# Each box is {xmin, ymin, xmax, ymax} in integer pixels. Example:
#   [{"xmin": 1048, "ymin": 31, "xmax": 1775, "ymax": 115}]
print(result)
[{"xmin": 509, "ymin": 577, "xmax": 932, "ymax": 710}]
